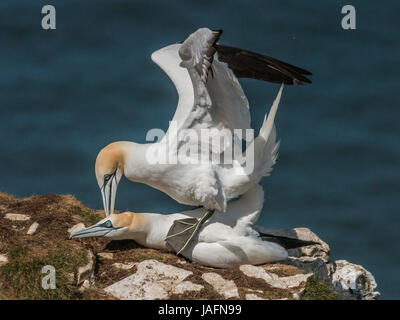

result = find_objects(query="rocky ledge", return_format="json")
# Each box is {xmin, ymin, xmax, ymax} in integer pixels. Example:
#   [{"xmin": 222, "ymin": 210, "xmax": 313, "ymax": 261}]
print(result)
[{"xmin": 0, "ymin": 193, "xmax": 379, "ymax": 300}]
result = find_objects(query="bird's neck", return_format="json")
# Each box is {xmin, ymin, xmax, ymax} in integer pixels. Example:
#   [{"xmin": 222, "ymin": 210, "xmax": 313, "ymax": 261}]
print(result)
[
  {"xmin": 123, "ymin": 143, "xmax": 166, "ymax": 184},
  {"xmin": 129, "ymin": 213, "xmax": 170, "ymax": 250}
]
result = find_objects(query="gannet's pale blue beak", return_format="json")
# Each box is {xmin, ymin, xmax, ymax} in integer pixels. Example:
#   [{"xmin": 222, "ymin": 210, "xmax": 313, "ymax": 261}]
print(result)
[
  {"xmin": 70, "ymin": 220, "xmax": 121, "ymax": 239},
  {"xmin": 101, "ymin": 171, "xmax": 118, "ymax": 217}
]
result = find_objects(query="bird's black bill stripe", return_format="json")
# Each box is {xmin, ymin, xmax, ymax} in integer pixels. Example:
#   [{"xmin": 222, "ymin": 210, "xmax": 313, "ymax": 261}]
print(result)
[
  {"xmin": 102, "ymin": 170, "xmax": 117, "ymax": 190},
  {"xmin": 108, "ymin": 176, "xmax": 112, "ymax": 215},
  {"xmin": 101, "ymin": 170, "xmax": 117, "ymax": 216}
]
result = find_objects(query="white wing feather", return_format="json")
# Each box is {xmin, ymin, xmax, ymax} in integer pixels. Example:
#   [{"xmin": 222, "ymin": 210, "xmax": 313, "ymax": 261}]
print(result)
[
  {"xmin": 149, "ymin": 29, "xmax": 282, "ymax": 211},
  {"xmin": 151, "ymin": 44, "xmax": 194, "ymax": 132},
  {"xmin": 151, "ymin": 42, "xmax": 250, "ymax": 144},
  {"xmin": 250, "ymin": 84, "xmax": 283, "ymax": 180}
]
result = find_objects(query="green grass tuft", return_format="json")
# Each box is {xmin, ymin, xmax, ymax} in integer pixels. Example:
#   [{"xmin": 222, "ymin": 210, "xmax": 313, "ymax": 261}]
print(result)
[
  {"xmin": 300, "ymin": 274, "xmax": 339, "ymax": 300},
  {"xmin": 0, "ymin": 244, "xmax": 88, "ymax": 300},
  {"xmin": 72, "ymin": 206, "xmax": 102, "ymax": 226}
]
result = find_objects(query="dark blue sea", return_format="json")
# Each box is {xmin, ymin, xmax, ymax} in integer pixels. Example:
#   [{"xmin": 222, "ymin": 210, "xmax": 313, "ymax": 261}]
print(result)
[{"xmin": 1, "ymin": 1, "xmax": 399, "ymax": 298}]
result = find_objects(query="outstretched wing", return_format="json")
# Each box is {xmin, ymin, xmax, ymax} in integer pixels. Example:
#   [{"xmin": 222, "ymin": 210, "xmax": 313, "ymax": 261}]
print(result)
[
  {"xmin": 169, "ymin": 28, "xmax": 251, "ymax": 159},
  {"xmin": 151, "ymin": 43, "xmax": 195, "ymax": 132},
  {"xmin": 151, "ymin": 28, "xmax": 312, "ymax": 136},
  {"xmin": 216, "ymin": 44, "xmax": 312, "ymax": 85},
  {"xmin": 151, "ymin": 34, "xmax": 251, "ymax": 139},
  {"xmin": 149, "ymin": 28, "xmax": 310, "ymax": 210}
]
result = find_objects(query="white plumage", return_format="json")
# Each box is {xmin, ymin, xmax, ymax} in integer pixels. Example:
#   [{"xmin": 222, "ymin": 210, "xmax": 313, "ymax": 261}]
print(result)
[
  {"xmin": 130, "ymin": 29, "xmax": 283, "ymax": 212},
  {"xmin": 70, "ymin": 184, "xmax": 288, "ymax": 268},
  {"xmin": 78, "ymin": 28, "xmax": 314, "ymax": 265},
  {"xmin": 95, "ymin": 27, "xmax": 311, "ymax": 220}
]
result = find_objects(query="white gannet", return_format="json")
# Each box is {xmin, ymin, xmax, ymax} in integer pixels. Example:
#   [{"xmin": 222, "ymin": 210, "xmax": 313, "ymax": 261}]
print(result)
[
  {"xmin": 95, "ymin": 28, "xmax": 312, "ymax": 253},
  {"xmin": 70, "ymin": 185, "xmax": 316, "ymax": 268}
]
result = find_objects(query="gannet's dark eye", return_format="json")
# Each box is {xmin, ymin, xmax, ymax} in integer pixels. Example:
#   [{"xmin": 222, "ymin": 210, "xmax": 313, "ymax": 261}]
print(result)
[{"xmin": 102, "ymin": 220, "xmax": 113, "ymax": 228}]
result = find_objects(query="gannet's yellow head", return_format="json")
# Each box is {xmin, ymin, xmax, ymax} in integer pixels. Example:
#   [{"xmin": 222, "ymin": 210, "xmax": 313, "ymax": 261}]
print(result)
[
  {"xmin": 70, "ymin": 211, "xmax": 147, "ymax": 240},
  {"xmin": 95, "ymin": 142, "xmax": 128, "ymax": 217}
]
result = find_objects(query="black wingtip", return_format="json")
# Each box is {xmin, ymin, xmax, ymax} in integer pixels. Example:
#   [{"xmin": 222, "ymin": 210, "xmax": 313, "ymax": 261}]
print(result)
[
  {"xmin": 211, "ymin": 29, "xmax": 223, "ymax": 47},
  {"xmin": 212, "ymin": 29, "xmax": 223, "ymax": 36},
  {"xmin": 216, "ymin": 44, "xmax": 312, "ymax": 86},
  {"xmin": 260, "ymin": 233, "xmax": 320, "ymax": 250},
  {"xmin": 294, "ymin": 76, "xmax": 312, "ymax": 85}
]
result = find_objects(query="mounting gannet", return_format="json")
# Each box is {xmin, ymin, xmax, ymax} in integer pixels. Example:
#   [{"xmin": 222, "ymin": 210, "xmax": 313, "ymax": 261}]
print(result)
[
  {"xmin": 95, "ymin": 28, "xmax": 312, "ymax": 254},
  {"xmin": 71, "ymin": 185, "xmax": 316, "ymax": 268}
]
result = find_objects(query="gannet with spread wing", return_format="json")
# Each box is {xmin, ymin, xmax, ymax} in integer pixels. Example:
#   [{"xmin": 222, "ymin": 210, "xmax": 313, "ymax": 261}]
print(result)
[
  {"xmin": 71, "ymin": 185, "xmax": 317, "ymax": 268},
  {"xmin": 95, "ymin": 28, "xmax": 312, "ymax": 254}
]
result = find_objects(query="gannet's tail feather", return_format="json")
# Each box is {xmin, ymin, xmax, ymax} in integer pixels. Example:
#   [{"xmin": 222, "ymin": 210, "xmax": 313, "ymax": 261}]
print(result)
[
  {"xmin": 258, "ymin": 232, "xmax": 319, "ymax": 250},
  {"xmin": 249, "ymin": 84, "xmax": 283, "ymax": 181}
]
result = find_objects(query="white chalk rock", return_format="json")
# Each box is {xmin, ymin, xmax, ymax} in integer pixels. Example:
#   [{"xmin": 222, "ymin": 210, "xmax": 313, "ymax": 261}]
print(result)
[
  {"xmin": 240, "ymin": 264, "xmax": 312, "ymax": 289},
  {"xmin": 245, "ymin": 293, "xmax": 266, "ymax": 300},
  {"xmin": 105, "ymin": 259, "xmax": 194, "ymax": 300},
  {"xmin": 240, "ymin": 264, "xmax": 279, "ymax": 282},
  {"xmin": 27, "ymin": 222, "xmax": 39, "ymax": 235},
  {"xmin": 201, "ymin": 272, "xmax": 239, "ymax": 299},
  {"xmin": 288, "ymin": 228, "xmax": 330, "ymax": 262},
  {"xmin": 292, "ymin": 293, "xmax": 300, "ymax": 300},
  {"xmin": 5, "ymin": 213, "xmax": 30, "ymax": 221},
  {"xmin": 246, "ymin": 288, "xmax": 263, "ymax": 293},
  {"xmin": 173, "ymin": 281, "xmax": 203, "ymax": 294},
  {"xmin": 282, "ymin": 273, "xmax": 313, "ymax": 288},
  {"xmin": 287, "ymin": 257, "xmax": 331, "ymax": 281},
  {"xmin": 330, "ymin": 260, "xmax": 380, "ymax": 300},
  {"xmin": 98, "ymin": 252, "xmax": 114, "ymax": 260},
  {"xmin": 77, "ymin": 250, "xmax": 95, "ymax": 287},
  {"xmin": 112, "ymin": 262, "xmax": 137, "ymax": 270},
  {"xmin": 0, "ymin": 254, "xmax": 8, "ymax": 266},
  {"xmin": 68, "ymin": 223, "xmax": 85, "ymax": 235}
]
